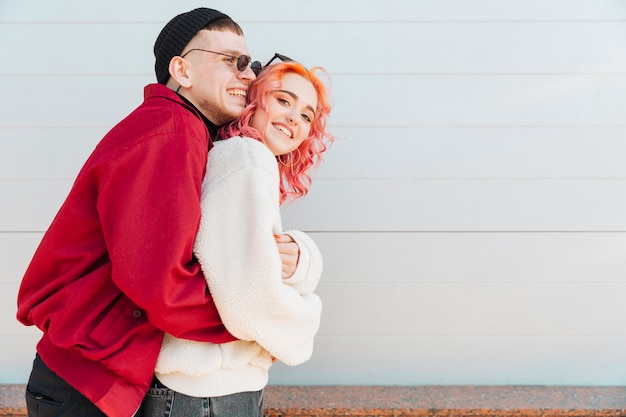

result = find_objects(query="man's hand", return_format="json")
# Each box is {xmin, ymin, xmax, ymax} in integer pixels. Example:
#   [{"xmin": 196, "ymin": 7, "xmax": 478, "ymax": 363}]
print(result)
[{"xmin": 274, "ymin": 234, "xmax": 300, "ymax": 279}]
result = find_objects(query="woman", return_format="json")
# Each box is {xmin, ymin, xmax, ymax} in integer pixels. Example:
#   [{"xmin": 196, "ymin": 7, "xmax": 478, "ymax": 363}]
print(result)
[{"xmin": 143, "ymin": 60, "xmax": 333, "ymax": 416}]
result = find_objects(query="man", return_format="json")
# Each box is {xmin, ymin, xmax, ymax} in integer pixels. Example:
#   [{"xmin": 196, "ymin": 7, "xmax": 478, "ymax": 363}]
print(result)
[{"xmin": 16, "ymin": 8, "xmax": 298, "ymax": 417}]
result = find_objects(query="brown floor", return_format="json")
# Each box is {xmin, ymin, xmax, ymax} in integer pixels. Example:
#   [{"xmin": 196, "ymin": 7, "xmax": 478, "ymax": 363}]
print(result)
[
  {"xmin": 2, "ymin": 384, "xmax": 626, "ymax": 417},
  {"xmin": 265, "ymin": 386, "xmax": 626, "ymax": 416}
]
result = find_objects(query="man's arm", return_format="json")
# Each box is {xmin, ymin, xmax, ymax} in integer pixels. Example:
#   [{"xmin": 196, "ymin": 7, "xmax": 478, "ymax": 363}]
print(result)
[{"xmin": 98, "ymin": 130, "xmax": 234, "ymax": 343}]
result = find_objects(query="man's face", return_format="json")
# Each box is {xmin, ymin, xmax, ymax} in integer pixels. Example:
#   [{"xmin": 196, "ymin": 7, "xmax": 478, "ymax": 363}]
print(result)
[{"xmin": 181, "ymin": 30, "xmax": 256, "ymax": 125}]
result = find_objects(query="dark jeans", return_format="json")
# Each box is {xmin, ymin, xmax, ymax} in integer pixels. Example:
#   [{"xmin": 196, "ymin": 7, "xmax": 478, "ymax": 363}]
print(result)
[
  {"xmin": 141, "ymin": 377, "xmax": 264, "ymax": 417},
  {"xmin": 25, "ymin": 355, "xmax": 108, "ymax": 417}
]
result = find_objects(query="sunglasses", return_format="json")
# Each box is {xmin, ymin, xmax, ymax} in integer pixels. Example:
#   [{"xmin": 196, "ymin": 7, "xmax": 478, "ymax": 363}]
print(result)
[
  {"xmin": 181, "ymin": 48, "xmax": 253, "ymax": 72},
  {"xmin": 251, "ymin": 53, "xmax": 295, "ymax": 76}
]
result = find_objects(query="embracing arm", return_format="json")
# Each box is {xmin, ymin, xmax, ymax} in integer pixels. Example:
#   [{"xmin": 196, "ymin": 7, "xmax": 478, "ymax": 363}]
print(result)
[{"xmin": 98, "ymin": 127, "xmax": 234, "ymax": 343}]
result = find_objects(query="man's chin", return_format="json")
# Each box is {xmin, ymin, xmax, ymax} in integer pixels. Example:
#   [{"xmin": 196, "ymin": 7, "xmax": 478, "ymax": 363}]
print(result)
[{"xmin": 224, "ymin": 107, "xmax": 246, "ymax": 123}]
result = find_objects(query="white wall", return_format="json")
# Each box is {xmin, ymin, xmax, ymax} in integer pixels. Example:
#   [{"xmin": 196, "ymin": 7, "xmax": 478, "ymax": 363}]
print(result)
[{"xmin": 2, "ymin": 0, "xmax": 626, "ymax": 386}]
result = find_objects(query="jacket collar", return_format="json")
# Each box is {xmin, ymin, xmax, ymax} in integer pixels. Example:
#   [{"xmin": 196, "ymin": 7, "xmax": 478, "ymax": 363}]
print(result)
[{"xmin": 143, "ymin": 84, "xmax": 220, "ymax": 141}]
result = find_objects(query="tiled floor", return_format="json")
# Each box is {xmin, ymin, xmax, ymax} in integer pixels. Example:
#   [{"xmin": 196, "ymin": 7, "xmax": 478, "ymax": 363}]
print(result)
[{"xmin": 2, "ymin": 384, "xmax": 626, "ymax": 417}]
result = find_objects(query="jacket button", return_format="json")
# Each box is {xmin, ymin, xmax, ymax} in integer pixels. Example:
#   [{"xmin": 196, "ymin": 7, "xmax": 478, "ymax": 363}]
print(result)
[{"xmin": 132, "ymin": 310, "xmax": 142, "ymax": 318}]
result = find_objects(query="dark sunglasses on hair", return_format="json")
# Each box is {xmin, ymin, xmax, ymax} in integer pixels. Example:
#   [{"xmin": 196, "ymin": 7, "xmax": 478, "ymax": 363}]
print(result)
[
  {"xmin": 181, "ymin": 48, "xmax": 253, "ymax": 72},
  {"xmin": 250, "ymin": 53, "xmax": 295, "ymax": 76}
]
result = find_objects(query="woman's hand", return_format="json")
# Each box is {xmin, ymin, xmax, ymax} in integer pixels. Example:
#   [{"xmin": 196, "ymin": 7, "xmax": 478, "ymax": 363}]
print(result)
[{"xmin": 274, "ymin": 234, "xmax": 300, "ymax": 279}]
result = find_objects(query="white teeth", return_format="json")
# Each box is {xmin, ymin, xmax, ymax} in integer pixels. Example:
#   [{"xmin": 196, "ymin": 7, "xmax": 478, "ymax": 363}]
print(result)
[
  {"xmin": 275, "ymin": 124, "xmax": 292, "ymax": 138},
  {"xmin": 228, "ymin": 89, "xmax": 246, "ymax": 97}
]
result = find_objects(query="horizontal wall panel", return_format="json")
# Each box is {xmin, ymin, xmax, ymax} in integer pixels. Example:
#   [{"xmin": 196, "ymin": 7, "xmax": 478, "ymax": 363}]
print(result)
[
  {"xmin": 4, "ymin": 334, "xmax": 625, "ymax": 386},
  {"xmin": 321, "ymin": 126, "xmax": 626, "ymax": 179},
  {"xmin": 9, "ymin": 178, "xmax": 626, "ymax": 232},
  {"xmin": 248, "ymin": 21, "xmax": 626, "ymax": 76},
  {"xmin": 0, "ymin": 128, "xmax": 102, "ymax": 180},
  {"xmin": 7, "ymin": 292, "xmax": 626, "ymax": 384},
  {"xmin": 2, "ymin": 283, "xmax": 26, "ymax": 334},
  {"xmin": 2, "ymin": 74, "xmax": 626, "ymax": 128},
  {"xmin": 0, "ymin": 233, "xmax": 41, "ymax": 283},
  {"xmin": 7, "ymin": 126, "xmax": 626, "ymax": 181},
  {"xmin": 330, "ymin": 74, "xmax": 626, "ymax": 127},
  {"xmin": 311, "ymin": 232, "xmax": 626, "ymax": 284},
  {"xmin": 0, "ymin": 23, "xmax": 158, "ymax": 76},
  {"xmin": 269, "ymin": 335, "xmax": 626, "ymax": 385},
  {"xmin": 3, "ymin": 22, "xmax": 626, "ymax": 75},
  {"xmin": 7, "ymin": 178, "xmax": 626, "ymax": 232},
  {"xmin": 0, "ymin": 334, "xmax": 39, "ymax": 384},
  {"xmin": 281, "ymin": 178, "xmax": 626, "ymax": 232},
  {"xmin": 0, "ymin": 76, "xmax": 149, "ymax": 128},
  {"xmin": 6, "ymin": 232, "xmax": 624, "ymax": 286},
  {"xmin": 0, "ymin": 283, "xmax": 42, "ymax": 334},
  {"xmin": 11, "ymin": 235, "xmax": 626, "ymax": 332},
  {"xmin": 1, "ymin": 180, "xmax": 70, "ymax": 231},
  {"xmin": 316, "ymin": 283, "xmax": 626, "ymax": 336},
  {"xmin": 2, "ymin": 0, "xmax": 626, "ymax": 23}
]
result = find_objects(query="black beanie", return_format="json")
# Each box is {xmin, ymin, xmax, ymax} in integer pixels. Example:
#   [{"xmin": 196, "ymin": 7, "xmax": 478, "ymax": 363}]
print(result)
[{"xmin": 154, "ymin": 7, "xmax": 230, "ymax": 85}]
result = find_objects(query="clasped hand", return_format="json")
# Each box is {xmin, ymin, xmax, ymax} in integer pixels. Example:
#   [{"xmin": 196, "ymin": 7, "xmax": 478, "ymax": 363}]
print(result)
[{"xmin": 274, "ymin": 234, "xmax": 300, "ymax": 279}]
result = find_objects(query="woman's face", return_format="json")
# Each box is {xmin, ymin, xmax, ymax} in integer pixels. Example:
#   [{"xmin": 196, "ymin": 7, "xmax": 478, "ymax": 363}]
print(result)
[{"xmin": 251, "ymin": 72, "xmax": 318, "ymax": 156}]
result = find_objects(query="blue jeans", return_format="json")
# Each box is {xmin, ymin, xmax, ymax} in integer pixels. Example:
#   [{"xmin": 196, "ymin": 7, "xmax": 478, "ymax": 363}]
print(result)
[{"xmin": 141, "ymin": 378, "xmax": 264, "ymax": 417}]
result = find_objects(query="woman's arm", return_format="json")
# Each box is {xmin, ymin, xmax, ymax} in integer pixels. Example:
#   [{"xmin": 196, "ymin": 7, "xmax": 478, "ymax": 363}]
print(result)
[{"xmin": 194, "ymin": 137, "xmax": 322, "ymax": 365}]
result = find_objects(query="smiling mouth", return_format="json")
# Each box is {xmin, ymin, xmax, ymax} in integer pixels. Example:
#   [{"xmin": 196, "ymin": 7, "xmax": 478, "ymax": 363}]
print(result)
[
  {"xmin": 274, "ymin": 124, "xmax": 292, "ymax": 138},
  {"xmin": 227, "ymin": 88, "xmax": 247, "ymax": 98}
]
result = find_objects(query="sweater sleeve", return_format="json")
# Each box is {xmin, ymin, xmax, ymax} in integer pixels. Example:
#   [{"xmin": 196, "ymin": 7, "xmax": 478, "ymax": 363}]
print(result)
[
  {"xmin": 194, "ymin": 138, "xmax": 322, "ymax": 366},
  {"xmin": 97, "ymin": 125, "xmax": 233, "ymax": 343}
]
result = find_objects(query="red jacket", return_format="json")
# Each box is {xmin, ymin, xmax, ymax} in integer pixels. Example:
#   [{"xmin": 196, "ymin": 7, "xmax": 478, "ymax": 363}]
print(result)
[{"xmin": 17, "ymin": 84, "xmax": 236, "ymax": 416}]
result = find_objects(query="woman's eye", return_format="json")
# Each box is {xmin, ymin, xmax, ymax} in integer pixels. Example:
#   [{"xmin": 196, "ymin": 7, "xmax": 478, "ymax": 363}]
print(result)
[
  {"xmin": 277, "ymin": 98, "xmax": 289, "ymax": 106},
  {"xmin": 302, "ymin": 114, "xmax": 312, "ymax": 123}
]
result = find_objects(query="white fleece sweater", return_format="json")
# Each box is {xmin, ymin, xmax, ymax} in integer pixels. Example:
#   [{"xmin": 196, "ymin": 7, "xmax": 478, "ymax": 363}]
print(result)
[{"xmin": 155, "ymin": 136, "xmax": 323, "ymax": 398}]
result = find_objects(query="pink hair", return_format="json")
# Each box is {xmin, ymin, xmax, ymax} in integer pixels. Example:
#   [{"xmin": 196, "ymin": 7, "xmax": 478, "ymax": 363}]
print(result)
[{"xmin": 220, "ymin": 61, "xmax": 334, "ymax": 204}]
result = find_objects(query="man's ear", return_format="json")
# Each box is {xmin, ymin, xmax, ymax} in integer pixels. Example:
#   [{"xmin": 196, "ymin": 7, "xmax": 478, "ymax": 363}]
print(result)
[{"xmin": 168, "ymin": 56, "xmax": 192, "ymax": 89}]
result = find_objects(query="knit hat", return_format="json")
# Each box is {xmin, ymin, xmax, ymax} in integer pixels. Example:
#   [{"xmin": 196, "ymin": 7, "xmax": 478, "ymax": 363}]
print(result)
[{"xmin": 154, "ymin": 7, "xmax": 230, "ymax": 84}]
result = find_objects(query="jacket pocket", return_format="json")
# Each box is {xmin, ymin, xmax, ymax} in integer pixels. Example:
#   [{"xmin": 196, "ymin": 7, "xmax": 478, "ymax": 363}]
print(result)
[{"xmin": 87, "ymin": 294, "xmax": 146, "ymax": 357}]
